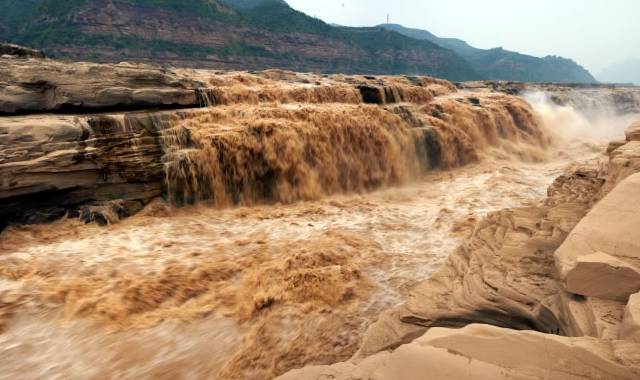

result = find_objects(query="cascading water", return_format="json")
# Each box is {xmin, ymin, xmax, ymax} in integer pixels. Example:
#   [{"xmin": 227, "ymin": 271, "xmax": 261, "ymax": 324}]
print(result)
[
  {"xmin": 2, "ymin": 70, "xmax": 630, "ymax": 380},
  {"xmin": 157, "ymin": 93, "xmax": 548, "ymax": 207}
]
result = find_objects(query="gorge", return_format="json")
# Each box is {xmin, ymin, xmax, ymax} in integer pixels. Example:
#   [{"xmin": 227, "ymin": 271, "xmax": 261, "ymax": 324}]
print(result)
[{"xmin": 1, "ymin": 48, "xmax": 640, "ymax": 379}]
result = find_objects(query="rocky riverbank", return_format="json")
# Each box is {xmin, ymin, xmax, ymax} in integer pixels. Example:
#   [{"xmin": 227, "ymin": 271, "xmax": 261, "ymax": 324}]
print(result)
[
  {"xmin": 3, "ymin": 52, "xmax": 640, "ymax": 379},
  {"xmin": 278, "ymin": 120, "xmax": 640, "ymax": 379}
]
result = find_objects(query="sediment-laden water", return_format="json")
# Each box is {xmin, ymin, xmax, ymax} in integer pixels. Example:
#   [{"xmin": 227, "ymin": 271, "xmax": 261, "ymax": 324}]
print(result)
[
  {"xmin": 0, "ymin": 150, "xmax": 602, "ymax": 379},
  {"xmin": 0, "ymin": 77, "xmax": 633, "ymax": 379}
]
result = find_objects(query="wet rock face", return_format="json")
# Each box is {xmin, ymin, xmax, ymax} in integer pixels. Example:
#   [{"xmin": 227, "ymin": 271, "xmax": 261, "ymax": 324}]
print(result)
[
  {"xmin": 0, "ymin": 58, "xmax": 202, "ymax": 114},
  {"xmin": 0, "ymin": 113, "xmax": 166, "ymax": 229},
  {"xmin": 1, "ymin": 58, "xmax": 551, "ymax": 229}
]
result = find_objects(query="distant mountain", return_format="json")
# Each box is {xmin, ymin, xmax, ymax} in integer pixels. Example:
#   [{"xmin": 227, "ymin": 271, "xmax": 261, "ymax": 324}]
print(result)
[
  {"xmin": 0, "ymin": 0, "xmax": 480, "ymax": 81},
  {"xmin": 598, "ymin": 58, "xmax": 640, "ymax": 85},
  {"xmin": 225, "ymin": 0, "xmax": 285, "ymax": 8},
  {"xmin": 381, "ymin": 24, "xmax": 596, "ymax": 83}
]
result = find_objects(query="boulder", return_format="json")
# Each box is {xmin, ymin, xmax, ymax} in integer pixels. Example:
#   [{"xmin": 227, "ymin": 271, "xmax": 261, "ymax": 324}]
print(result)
[
  {"xmin": 565, "ymin": 252, "xmax": 640, "ymax": 301},
  {"xmin": 621, "ymin": 292, "xmax": 640, "ymax": 343},
  {"xmin": 278, "ymin": 324, "xmax": 640, "ymax": 380},
  {"xmin": 626, "ymin": 121, "xmax": 640, "ymax": 142},
  {"xmin": 555, "ymin": 173, "xmax": 640, "ymax": 299}
]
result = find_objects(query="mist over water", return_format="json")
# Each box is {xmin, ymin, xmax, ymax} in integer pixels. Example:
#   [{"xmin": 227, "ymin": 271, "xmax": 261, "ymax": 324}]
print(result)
[{"xmin": 524, "ymin": 90, "xmax": 640, "ymax": 141}]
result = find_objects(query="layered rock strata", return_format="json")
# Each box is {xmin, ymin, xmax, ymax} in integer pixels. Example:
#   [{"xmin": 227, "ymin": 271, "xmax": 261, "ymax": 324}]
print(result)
[
  {"xmin": 0, "ymin": 58, "xmax": 549, "ymax": 229},
  {"xmin": 0, "ymin": 58, "xmax": 202, "ymax": 115},
  {"xmin": 280, "ymin": 324, "xmax": 640, "ymax": 380}
]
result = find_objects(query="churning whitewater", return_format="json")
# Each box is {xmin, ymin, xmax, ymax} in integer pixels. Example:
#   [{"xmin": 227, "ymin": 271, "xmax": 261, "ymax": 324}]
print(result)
[{"xmin": 1, "ymin": 67, "xmax": 638, "ymax": 379}]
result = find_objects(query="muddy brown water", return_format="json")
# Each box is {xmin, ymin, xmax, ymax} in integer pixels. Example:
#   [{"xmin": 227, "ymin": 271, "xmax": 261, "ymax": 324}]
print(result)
[
  {"xmin": 0, "ymin": 138, "xmax": 603, "ymax": 379},
  {"xmin": 3, "ymin": 80, "xmax": 633, "ymax": 378}
]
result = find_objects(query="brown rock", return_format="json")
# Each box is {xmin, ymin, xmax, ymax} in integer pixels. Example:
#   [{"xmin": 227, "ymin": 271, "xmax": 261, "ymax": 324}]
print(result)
[
  {"xmin": 626, "ymin": 121, "xmax": 640, "ymax": 141},
  {"xmin": 602, "ymin": 141, "xmax": 640, "ymax": 196},
  {"xmin": 555, "ymin": 173, "xmax": 640, "ymax": 300},
  {"xmin": 361, "ymin": 168, "xmax": 604, "ymax": 353},
  {"xmin": 622, "ymin": 292, "xmax": 640, "ymax": 343},
  {"xmin": 278, "ymin": 324, "xmax": 640, "ymax": 380},
  {"xmin": 565, "ymin": 252, "xmax": 640, "ymax": 301},
  {"xmin": 0, "ymin": 112, "xmax": 167, "ymax": 227},
  {"xmin": 556, "ymin": 292, "xmax": 625, "ymax": 339},
  {"xmin": 0, "ymin": 58, "xmax": 202, "ymax": 114},
  {"xmin": 608, "ymin": 139, "xmax": 628, "ymax": 154}
]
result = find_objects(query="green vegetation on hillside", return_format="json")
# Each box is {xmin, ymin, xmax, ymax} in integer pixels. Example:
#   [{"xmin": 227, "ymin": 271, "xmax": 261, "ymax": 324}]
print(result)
[
  {"xmin": 382, "ymin": 23, "xmax": 596, "ymax": 83},
  {"xmin": 0, "ymin": 0, "xmax": 480, "ymax": 80}
]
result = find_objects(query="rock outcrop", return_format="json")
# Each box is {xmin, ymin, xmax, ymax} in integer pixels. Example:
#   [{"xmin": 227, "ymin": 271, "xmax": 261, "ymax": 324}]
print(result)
[
  {"xmin": 627, "ymin": 121, "xmax": 640, "ymax": 141},
  {"xmin": 555, "ymin": 172, "xmax": 640, "ymax": 300},
  {"xmin": 622, "ymin": 292, "xmax": 640, "ymax": 343},
  {"xmin": 0, "ymin": 58, "xmax": 202, "ymax": 114},
  {"xmin": 564, "ymin": 252, "xmax": 640, "ymax": 302},
  {"xmin": 279, "ymin": 120, "xmax": 640, "ymax": 378},
  {"xmin": 279, "ymin": 324, "xmax": 640, "ymax": 380},
  {"xmin": 0, "ymin": 43, "xmax": 45, "ymax": 59},
  {"xmin": 0, "ymin": 113, "xmax": 166, "ymax": 226},
  {"xmin": 1, "ymin": 58, "xmax": 550, "ymax": 229},
  {"xmin": 353, "ymin": 166, "xmax": 604, "ymax": 357}
]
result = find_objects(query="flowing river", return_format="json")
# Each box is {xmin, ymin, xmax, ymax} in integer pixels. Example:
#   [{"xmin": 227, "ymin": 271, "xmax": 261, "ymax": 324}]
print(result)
[{"xmin": 0, "ymin": 87, "xmax": 636, "ymax": 379}]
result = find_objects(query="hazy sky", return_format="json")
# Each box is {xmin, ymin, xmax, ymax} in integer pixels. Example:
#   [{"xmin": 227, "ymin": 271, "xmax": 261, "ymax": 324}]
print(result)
[{"xmin": 286, "ymin": 0, "xmax": 640, "ymax": 75}]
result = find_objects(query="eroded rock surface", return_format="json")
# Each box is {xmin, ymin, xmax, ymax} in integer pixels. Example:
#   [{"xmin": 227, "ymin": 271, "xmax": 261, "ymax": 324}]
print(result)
[
  {"xmin": 0, "ymin": 58, "xmax": 202, "ymax": 114},
  {"xmin": 622, "ymin": 292, "xmax": 640, "ymax": 343},
  {"xmin": 279, "ymin": 324, "xmax": 640, "ymax": 380},
  {"xmin": 627, "ymin": 121, "xmax": 640, "ymax": 141},
  {"xmin": 1, "ymin": 59, "xmax": 550, "ymax": 229},
  {"xmin": 565, "ymin": 252, "xmax": 640, "ymax": 301},
  {"xmin": 0, "ymin": 113, "xmax": 166, "ymax": 227},
  {"xmin": 555, "ymin": 172, "xmax": 640, "ymax": 299},
  {"xmin": 355, "ymin": 166, "xmax": 604, "ymax": 356},
  {"xmin": 280, "ymin": 121, "xmax": 640, "ymax": 379}
]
